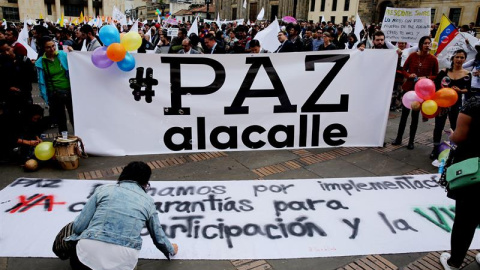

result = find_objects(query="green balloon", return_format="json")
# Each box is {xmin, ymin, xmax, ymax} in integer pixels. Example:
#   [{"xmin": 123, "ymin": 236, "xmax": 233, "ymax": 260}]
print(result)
[
  {"xmin": 438, "ymin": 149, "xmax": 450, "ymax": 162},
  {"xmin": 34, "ymin": 142, "xmax": 55, "ymax": 161}
]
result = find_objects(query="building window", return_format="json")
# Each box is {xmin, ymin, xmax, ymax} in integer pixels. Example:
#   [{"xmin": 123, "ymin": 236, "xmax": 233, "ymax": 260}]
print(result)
[
  {"xmin": 430, "ymin": 8, "xmax": 436, "ymax": 23},
  {"xmin": 64, "ymin": 4, "xmax": 83, "ymax": 16},
  {"xmin": 232, "ymin": 8, "xmax": 237, "ymax": 20},
  {"xmin": 476, "ymin": 7, "xmax": 480, "ymax": 26},
  {"xmin": 95, "ymin": 6, "xmax": 99, "ymax": 17},
  {"xmin": 320, "ymin": 0, "xmax": 325, "ymax": 12},
  {"xmin": 332, "ymin": 0, "xmax": 337, "ymax": 11},
  {"xmin": 343, "ymin": 16, "xmax": 348, "ymax": 24},
  {"xmin": 310, "ymin": 0, "xmax": 315, "ymax": 12},
  {"xmin": 2, "ymin": 7, "xmax": 19, "ymax": 21},
  {"xmin": 344, "ymin": 0, "xmax": 350, "ymax": 11},
  {"xmin": 331, "ymin": 16, "xmax": 335, "ymax": 24},
  {"xmin": 448, "ymin": 8, "xmax": 461, "ymax": 26}
]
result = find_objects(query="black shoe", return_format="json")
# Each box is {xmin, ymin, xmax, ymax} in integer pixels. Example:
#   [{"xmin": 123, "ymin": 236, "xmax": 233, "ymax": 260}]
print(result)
[
  {"xmin": 392, "ymin": 138, "xmax": 402, "ymax": 145},
  {"xmin": 407, "ymin": 142, "xmax": 414, "ymax": 150},
  {"xmin": 429, "ymin": 148, "xmax": 439, "ymax": 160}
]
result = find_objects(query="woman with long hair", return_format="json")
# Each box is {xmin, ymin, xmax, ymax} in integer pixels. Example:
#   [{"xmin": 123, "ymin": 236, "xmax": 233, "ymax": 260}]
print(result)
[
  {"xmin": 392, "ymin": 36, "xmax": 439, "ymax": 149},
  {"xmin": 430, "ymin": 49, "xmax": 472, "ymax": 159}
]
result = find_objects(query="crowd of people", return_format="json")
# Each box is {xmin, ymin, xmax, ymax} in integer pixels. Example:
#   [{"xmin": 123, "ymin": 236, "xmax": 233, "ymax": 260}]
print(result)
[{"xmin": 0, "ymin": 17, "xmax": 479, "ymax": 269}]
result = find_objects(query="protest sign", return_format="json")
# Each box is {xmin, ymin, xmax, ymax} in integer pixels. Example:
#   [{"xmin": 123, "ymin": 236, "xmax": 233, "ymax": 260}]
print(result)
[
  {"xmin": 1, "ymin": 175, "xmax": 475, "ymax": 259},
  {"xmin": 68, "ymin": 50, "xmax": 396, "ymax": 156},
  {"xmin": 382, "ymin": 8, "xmax": 431, "ymax": 43}
]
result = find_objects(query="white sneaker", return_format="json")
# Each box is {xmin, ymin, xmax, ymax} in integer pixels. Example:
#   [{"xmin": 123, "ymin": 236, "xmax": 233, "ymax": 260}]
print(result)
[
  {"xmin": 476, "ymin": 253, "xmax": 480, "ymax": 264},
  {"xmin": 440, "ymin": 252, "xmax": 459, "ymax": 270}
]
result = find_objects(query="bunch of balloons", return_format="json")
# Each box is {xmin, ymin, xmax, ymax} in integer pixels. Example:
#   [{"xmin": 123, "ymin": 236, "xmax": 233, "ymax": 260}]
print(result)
[
  {"xmin": 91, "ymin": 25, "xmax": 141, "ymax": 72},
  {"xmin": 402, "ymin": 78, "xmax": 458, "ymax": 118},
  {"xmin": 34, "ymin": 142, "xmax": 55, "ymax": 161}
]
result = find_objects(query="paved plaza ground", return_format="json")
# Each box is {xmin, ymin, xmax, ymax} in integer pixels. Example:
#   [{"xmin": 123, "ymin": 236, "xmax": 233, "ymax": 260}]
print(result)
[{"xmin": 1, "ymin": 86, "xmax": 479, "ymax": 270}]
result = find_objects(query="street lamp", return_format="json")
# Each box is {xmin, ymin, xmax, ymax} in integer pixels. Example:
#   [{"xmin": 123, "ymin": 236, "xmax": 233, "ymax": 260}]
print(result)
[{"xmin": 205, "ymin": 0, "xmax": 211, "ymax": 20}]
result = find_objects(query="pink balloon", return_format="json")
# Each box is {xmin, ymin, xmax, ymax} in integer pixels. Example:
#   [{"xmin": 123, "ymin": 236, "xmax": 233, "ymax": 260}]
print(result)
[
  {"xmin": 414, "ymin": 78, "xmax": 436, "ymax": 100},
  {"xmin": 402, "ymin": 90, "xmax": 424, "ymax": 109}
]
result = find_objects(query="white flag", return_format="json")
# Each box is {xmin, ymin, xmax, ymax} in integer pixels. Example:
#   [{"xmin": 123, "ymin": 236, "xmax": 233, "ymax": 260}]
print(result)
[
  {"xmin": 18, "ymin": 19, "xmax": 37, "ymax": 60},
  {"xmin": 256, "ymin": 7, "xmax": 265, "ymax": 21},
  {"xmin": 81, "ymin": 39, "xmax": 87, "ymax": 51},
  {"xmin": 354, "ymin": 14, "xmax": 363, "ymax": 41},
  {"xmin": 253, "ymin": 16, "xmax": 281, "ymax": 52},
  {"xmin": 187, "ymin": 16, "xmax": 199, "ymax": 36},
  {"xmin": 130, "ymin": 19, "xmax": 139, "ymax": 33},
  {"xmin": 320, "ymin": 16, "xmax": 325, "ymax": 23},
  {"xmin": 436, "ymin": 32, "xmax": 477, "ymax": 69},
  {"xmin": 96, "ymin": 16, "xmax": 103, "ymax": 28},
  {"xmin": 216, "ymin": 13, "xmax": 221, "ymax": 26},
  {"xmin": 158, "ymin": 14, "xmax": 161, "ymax": 23},
  {"xmin": 142, "ymin": 20, "xmax": 148, "ymax": 25},
  {"xmin": 243, "ymin": 0, "xmax": 247, "ymax": 9}
]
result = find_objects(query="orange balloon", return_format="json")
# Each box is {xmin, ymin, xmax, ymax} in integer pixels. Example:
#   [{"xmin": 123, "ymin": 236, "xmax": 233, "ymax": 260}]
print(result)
[
  {"xmin": 106, "ymin": 43, "xmax": 126, "ymax": 62},
  {"xmin": 433, "ymin": 88, "xmax": 458, "ymax": 107}
]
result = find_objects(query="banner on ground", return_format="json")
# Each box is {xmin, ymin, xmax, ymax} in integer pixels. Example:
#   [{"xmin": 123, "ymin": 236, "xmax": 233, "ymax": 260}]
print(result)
[
  {"xmin": 1, "ymin": 176, "xmax": 477, "ymax": 259},
  {"xmin": 381, "ymin": 7, "xmax": 431, "ymax": 43},
  {"xmin": 68, "ymin": 50, "xmax": 396, "ymax": 156}
]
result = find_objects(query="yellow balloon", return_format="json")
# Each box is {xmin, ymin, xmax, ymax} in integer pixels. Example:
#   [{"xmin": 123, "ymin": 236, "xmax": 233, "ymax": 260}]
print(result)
[
  {"xmin": 421, "ymin": 100, "xmax": 438, "ymax": 115},
  {"xmin": 34, "ymin": 142, "xmax": 55, "ymax": 161},
  {"xmin": 121, "ymin": 32, "xmax": 142, "ymax": 51}
]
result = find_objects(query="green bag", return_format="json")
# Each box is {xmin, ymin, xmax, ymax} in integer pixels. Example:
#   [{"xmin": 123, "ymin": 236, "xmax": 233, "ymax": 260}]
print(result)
[{"xmin": 446, "ymin": 157, "xmax": 480, "ymax": 190}]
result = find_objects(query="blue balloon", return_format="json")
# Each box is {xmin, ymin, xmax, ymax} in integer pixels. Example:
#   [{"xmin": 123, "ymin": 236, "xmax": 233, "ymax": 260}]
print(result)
[
  {"xmin": 117, "ymin": 52, "xmax": 135, "ymax": 72},
  {"xmin": 99, "ymin": 25, "xmax": 120, "ymax": 46}
]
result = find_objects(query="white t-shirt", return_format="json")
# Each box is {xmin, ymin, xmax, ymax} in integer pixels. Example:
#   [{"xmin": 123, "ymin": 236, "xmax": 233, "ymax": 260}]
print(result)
[{"xmin": 77, "ymin": 239, "xmax": 140, "ymax": 270}]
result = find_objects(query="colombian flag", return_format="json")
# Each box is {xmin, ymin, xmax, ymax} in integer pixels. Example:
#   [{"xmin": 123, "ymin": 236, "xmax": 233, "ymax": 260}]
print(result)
[{"xmin": 433, "ymin": 14, "xmax": 458, "ymax": 56}]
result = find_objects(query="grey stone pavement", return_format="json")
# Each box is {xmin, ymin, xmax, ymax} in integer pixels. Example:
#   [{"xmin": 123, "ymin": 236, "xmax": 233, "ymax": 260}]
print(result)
[{"xmin": 1, "ymin": 85, "xmax": 479, "ymax": 270}]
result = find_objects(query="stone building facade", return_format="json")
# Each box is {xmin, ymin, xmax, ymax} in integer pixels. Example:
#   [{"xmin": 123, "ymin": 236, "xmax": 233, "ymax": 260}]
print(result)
[
  {"xmin": 0, "ymin": 0, "xmax": 125, "ymax": 22},
  {"xmin": 215, "ymin": 0, "xmax": 309, "ymax": 22}
]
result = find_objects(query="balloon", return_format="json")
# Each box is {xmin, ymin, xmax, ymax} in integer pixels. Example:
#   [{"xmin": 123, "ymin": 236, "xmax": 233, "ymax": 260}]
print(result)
[
  {"xmin": 421, "ymin": 100, "xmax": 438, "ymax": 115},
  {"xmin": 402, "ymin": 91, "xmax": 424, "ymax": 109},
  {"xmin": 121, "ymin": 32, "xmax": 142, "ymax": 51},
  {"xmin": 91, "ymin": 46, "xmax": 114, "ymax": 68},
  {"xmin": 24, "ymin": 159, "xmax": 38, "ymax": 171},
  {"xmin": 421, "ymin": 108, "xmax": 440, "ymax": 119},
  {"xmin": 438, "ymin": 142, "xmax": 450, "ymax": 153},
  {"xmin": 415, "ymin": 78, "xmax": 436, "ymax": 100},
  {"xmin": 117, "ymin": 52, "xmax": 136, "ymax": 72},
  {"xmin": 438, "ymin": 149, "xmax": 450, "ymax": 162},
  {"xmin": 34, "ymin": 142, "xmax": 55, "ymax": 161},
  {"xmin": 120, "ymin": 32, "xmax": 126, "ymax": 39},
  {"xmin": 99, "ymin": 25, "xmax": 120, "ymax": 46},
  {"xmin": 106, "ymin": 43, "xmax": 126, "ymax": 62},
  {"xmin": 433, "ymin": 88, "xmax": 458, "ymax": 107},
  {"xmin": 411, "ymin": 101, "xmax": 421, "ymax": 111}
]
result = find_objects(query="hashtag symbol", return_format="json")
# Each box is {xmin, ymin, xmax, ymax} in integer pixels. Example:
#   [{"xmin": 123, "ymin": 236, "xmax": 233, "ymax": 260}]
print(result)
[{"xmin": 129, "ymin": 67, "xmax": 157, "ymax": 103}]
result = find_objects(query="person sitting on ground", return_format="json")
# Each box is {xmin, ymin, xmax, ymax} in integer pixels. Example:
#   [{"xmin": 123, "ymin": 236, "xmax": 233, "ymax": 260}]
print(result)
[{"xmin": 66, "ymin": 161, "xmax": 178, "ymax": 270}]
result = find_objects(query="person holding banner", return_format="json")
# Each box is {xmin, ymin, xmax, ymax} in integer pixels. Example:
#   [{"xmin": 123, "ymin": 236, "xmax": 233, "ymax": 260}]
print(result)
[
  {"xmin": 67, "ymin": 161, "xmax": 178, "ymax": 270},
  {"xmin": 431, "ymin": 49, "xmax": 471, "ymax": 159},
  {"xmin": 392, "ymin": 36, "xmax": 439, "ymax": 149}
]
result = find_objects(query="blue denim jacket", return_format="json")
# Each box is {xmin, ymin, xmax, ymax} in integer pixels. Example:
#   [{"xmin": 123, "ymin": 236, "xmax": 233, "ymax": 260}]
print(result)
[{"xmin": 66, "ymin": 181, "xmax": 175, "ymax": 257}]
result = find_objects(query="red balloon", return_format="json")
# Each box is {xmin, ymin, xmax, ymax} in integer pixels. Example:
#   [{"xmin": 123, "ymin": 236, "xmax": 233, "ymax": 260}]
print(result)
[
  {"xmin": 433, "ymin": 88, "xmax": 458, "ymax": 107},
  {"xmin": 415, "ymin": 78, "xmax": 436, "ymax": 100}
]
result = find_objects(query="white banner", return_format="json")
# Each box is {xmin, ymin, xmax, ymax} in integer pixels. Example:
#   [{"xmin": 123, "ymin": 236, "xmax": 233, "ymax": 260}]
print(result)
[
  {"xmin": 68, "ymin": 50, "xmax": 396, "ymax": 156},
  {"xmin": 1, "ymin": 176, "xmax": 478, "ymax": 259},
  {"xmin": 382, "ymin": 8, "xmax": 431, "ymax": 43},
  {"xmin": 436, "ymin": 33, "xmax": 478, "ymax": 69}
]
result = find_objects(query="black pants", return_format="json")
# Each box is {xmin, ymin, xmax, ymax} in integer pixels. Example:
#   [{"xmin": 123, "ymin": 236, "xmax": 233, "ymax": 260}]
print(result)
[
  {"xmin": 394, "ymin": 104, "xmax": 420, "ymax": 141},
  {"xmin": 448, "ymin": 198, "xmax": 480, "ymax": 267},
  {"xmin": 433, "ymin": 105, "xmax": 459, "ymax": 145},
  {"xmin": 69, "ymin": 243, "xmax": 92, "ymax": 270},
  {"xmin": 48, "ymin": 90, "xmax": 74, "ymax": 133}
]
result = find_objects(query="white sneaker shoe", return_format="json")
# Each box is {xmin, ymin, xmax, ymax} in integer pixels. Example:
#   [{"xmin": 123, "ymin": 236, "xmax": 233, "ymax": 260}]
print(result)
[
  {"xmin": 440, "ymin": 252, "xmax": 459, "ymax": 270},
  {"xmin": 476, "ymin": 253, "xmax": 480, "ymax": 264}
]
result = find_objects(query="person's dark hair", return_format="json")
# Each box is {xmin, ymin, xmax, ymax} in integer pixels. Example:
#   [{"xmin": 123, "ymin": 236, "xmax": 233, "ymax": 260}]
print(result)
[
  {"xmin": 448, "ymin": 49, "xmax": 468, "ymax": 71},
  {"xmin": 249, "ymin": 39, "xmax": 260, "ymax": 48},
  {"xmin": 204, "ymin": 33, "xmax": 215, "ymax": 41},
  {"xmin": 6, "ymin": 27, "xmax": 19, "ymax": 38},
  {"xmin": 347, "ymin": 33, "xmax": 358, "ymax": 43},
  {"xmin": 337, "ymin": 26, "xmax": 343, "ymax": 32},
  {"xmin": 418, "ymin": 35, "xmax": 431, "ymax": 47},
  {"xmin": 118, "ymin": 161, "xmax": 152, "ymax": 186},
  {"xmin": 80, "ymin": 24, "xmax": 94, "ymax": 35},
  {"xmin": 189, "ymin": 33, "xmax": 200, "ymax": 47},
  {"xmin": 357, "ymin": 41, "xmax": 366, "ymax": 48},
  {"xmin": 179, "ymin": 28, "xmax": 187, "ymax": 36},
  {"xmin": 41, "ymin": 36, "xmax": 53, "ymax": 47},
  {"xmin": 323, "ymin": 32, "xmax": 331, "ymax": 38},
  {"xmin": 215, "ymin": 30, "xmax": 223, "ymax": 40},
  {"xmin": 374, "ymin": 30, "xmax": 385, "ymax": 38},
  {"xmin": 0, "ymin": 28, "xmax": 5, "ymax": 34},
  {"xmin": 460, "ymin": 25, "xmax": 469, "ymax": 32},
  {"xmin": 0, "ymin": 39, "xmax": 9, "ymax": 48}
]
